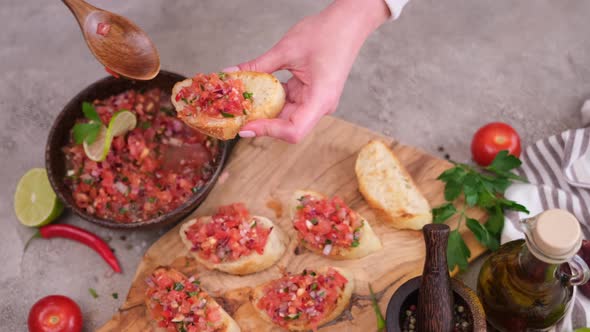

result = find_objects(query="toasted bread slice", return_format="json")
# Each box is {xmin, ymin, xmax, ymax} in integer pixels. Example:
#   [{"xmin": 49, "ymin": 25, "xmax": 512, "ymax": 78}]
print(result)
[
  {"xmin": 171, "ymin": 71, "xmax": 285, "ymax": 140},
  {"xmin": 180, "ymin": 215, "xmax": 286, "ymax": 275},
  {"xmin": 251, "ymin": 267, "xmax": 354, "ymax": 331},
  {"xmin": 146, "ymin": 267, "xmax": 240, "ymax": 332},
  {"xmin": 289, "ymin": 190, "xmax": 382, "ymax": 260},
  {"xmin": 355, "ymin": 140, "xmax": 432, "ymax": 230}
]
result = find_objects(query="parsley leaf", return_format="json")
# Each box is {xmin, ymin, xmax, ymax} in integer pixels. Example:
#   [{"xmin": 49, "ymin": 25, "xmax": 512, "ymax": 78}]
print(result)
[
  {"xmin": 173, "ymin": 282, "xmax": 184, "ymax": 291},
  {"xmin": 285, "ymin": 313, "xmax": 300, "ymax": 320},
  {"xmin": 220, "ymin": 111, "xmax": 235, "ymax": 118},
  {"xmin": 82, "ymin": 102, "xmax": 100, "ymax": 122},
  {"xmin": 111, "ymin": 292, "xmax": 118, "ymax": 299},
  {"xmin": 243, "ymin": 91, "xmax": 253, "ymax": 100},
  {"xmin": 463, "ymin": 173, "xmax": 480, "ymax": 207},
  {"xmin": 432, "ymin": 203, "xmax": 456, "ymax": 224},
  {"xmin": 433, "ymin": 150, "xmax": 529, "ymax": 271},
  {"xmin": 487, "ymin": 150, "xmax": 521, "ymax": 173},
  {"xmin": 73, "ymin": 102, "xmax": 103, "ymax": 145},
  {"xmin": 444, "ymin": 180, "xmax": 462, "ymax": 201},
  {"xmin": 466, "ymin": 217, "xmax": 499, "ymax": 250},
  {"xmin": 89, "ymin": 288, "xmax": 99, "ymax": 299},
  {"xmin": 73, "ymin": 122, "xmax": 101, "ymax": 144},
  {"xmin": 485, "ymin": 206, "xmax": 505, "ymax": 236},
  {"xmin": 447, "ymin": 229, "xmax": 471, "ymax": 271}
]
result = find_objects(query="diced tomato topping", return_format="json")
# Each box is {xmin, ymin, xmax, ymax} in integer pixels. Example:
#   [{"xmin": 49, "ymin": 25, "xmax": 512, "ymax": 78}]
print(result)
[
  {"xmin": 256, "ymin": 268, "xmax": 348, "ymax": 330},
  {"xmin": 104, "ymin": 66, "xmax": 120, "ymax": 78},
  {"xmin": 293, "ymin": 195, "xmax": 364, "ymax": 255},
  {"xmin": 176, "ymin": 73, "xmax": 252, "ymax": 119},
  {"xmin": 184, "ymin": 203, "xmax": 272, "ymax": 263},
  {"xmin": 97, "ymin": 22, "xmax": 111, "ymax": 36},
  {"xmin": 145, "ymin": 270, "xmax": 224, "ymax": 332},
  {"xmin": 63, "ymin": 88, "xmax": 219, "ymax": 223}
]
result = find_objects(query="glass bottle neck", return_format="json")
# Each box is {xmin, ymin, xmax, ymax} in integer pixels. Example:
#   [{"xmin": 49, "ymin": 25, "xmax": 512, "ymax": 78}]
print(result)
[{"xmin": 518, "ymin": 243, "xmax": 561, "ymax": 283}]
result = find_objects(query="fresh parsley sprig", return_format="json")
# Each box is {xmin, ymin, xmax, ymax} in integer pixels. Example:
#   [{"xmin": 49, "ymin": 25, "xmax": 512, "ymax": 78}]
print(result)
[
  {"xmin": 432, "ymin": 150, "xmax": 529, "ymax": 271},
  {"xmin": 73, "ymin": 102, "xmax": 102, "ymax": 145}
]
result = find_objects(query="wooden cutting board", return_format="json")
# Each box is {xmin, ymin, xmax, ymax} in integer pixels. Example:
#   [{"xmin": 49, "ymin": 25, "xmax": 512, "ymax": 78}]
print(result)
[{"xmin": 99, "ymin": 116, "xmax": 487, "ymax": 332}]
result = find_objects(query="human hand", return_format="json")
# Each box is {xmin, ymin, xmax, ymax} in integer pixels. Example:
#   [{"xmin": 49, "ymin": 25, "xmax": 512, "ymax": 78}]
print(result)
[{"xmin": 225, "ymin": 0, "xmax": 390, "ymax": 143}]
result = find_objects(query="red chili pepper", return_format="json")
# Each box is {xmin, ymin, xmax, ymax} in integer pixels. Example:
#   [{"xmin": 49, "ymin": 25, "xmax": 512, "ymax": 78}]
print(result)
[
  {"xmin": 26, "ymin": 224, "xmax": 122, "ymax": 273},
  {"xmin": 105, "ymin": 66, "xmax": 120, "ymax": 78}
]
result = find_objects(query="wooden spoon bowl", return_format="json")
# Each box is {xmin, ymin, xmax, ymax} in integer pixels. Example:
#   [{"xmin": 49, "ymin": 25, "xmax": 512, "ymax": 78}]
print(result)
[{"xmin": 63, "ymin": 0, "xmax": 160, "ymax": 80}]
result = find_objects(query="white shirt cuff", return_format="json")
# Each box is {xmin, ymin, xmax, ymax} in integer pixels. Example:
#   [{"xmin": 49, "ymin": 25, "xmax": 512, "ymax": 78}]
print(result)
[{"xmin": 384, "ymin": 0, "xmax": 409, "ymax": 20}]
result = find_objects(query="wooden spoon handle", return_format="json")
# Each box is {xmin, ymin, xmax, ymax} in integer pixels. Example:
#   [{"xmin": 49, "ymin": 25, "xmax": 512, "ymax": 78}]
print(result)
[
  {"xmin": 62, "ymin": 0, "xmax": 96, "ymax": 22},
  {"xmin": 416, "ymin": 224, "xmax": 454, "ymax": 331}
]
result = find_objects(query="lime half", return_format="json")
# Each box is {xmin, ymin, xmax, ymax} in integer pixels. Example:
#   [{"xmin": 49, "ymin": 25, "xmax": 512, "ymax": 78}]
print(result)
[
  {"xmin": 84, "ymin": 110, "xmax": 137, "ymax": 162},
  {"xmin": 14, "ymin": 168, "xmax": 63, "ymax": 227}
]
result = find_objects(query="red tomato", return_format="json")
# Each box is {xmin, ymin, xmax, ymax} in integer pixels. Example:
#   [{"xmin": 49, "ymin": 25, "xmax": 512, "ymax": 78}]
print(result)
[
  {"xmin": 104, "ymin": 67, "xmax": 120, "ymax": 78},
  {"xmin": 471, "ymin": 122, "xmax": 521, "ymax": 166},
  {"xmin": 96, "ymin": 22, "xmax": 111, "ymax": 36},
  {"xmin": 28, "ymin": 295, "xmax": 83, "ymax": 332}
]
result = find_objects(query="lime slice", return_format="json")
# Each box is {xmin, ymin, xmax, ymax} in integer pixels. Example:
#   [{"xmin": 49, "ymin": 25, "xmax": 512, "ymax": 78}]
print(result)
[
  {"xmin": 14, "ymin": 168, "xmax": 63, "ymax": 227},
  {"xmin": 83, "ymin": 111, "xmax": 137, "ymax": 162}
]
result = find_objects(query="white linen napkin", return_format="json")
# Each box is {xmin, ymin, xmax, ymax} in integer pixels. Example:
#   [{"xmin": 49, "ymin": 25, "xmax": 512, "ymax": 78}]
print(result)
[{"xmin": 501, "ymin": 125, "xmax": 590, "ymax": 331}]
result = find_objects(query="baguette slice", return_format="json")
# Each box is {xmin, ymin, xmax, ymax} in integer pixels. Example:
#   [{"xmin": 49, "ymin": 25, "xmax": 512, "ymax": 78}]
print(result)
[
  {"xmin": 145, "ymin": 267, "xmax": 240, "ymax": 332},
  {"xmin": 251, "ymin": 267, "xmax": 354, "ymax": 331},
  {"xmin": 355, "ymin": 140, "xmax": 432, "ymax": 230},
  {"xmin": 171, "ymin": 71, "xmax": 286, "ymax": 140},
  {"xmin": 180, "ymin": 215, "xmax": 286, "ymax": 275},
  {"xmin": 289, "ymin": 190, "xmax": 382, "ymax": 259}
]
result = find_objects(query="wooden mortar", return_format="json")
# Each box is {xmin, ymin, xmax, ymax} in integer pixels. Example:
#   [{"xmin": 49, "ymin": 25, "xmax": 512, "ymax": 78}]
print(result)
[{"xmin": 385, "ymin": 224, "xmax": 486, "ymax": 331}]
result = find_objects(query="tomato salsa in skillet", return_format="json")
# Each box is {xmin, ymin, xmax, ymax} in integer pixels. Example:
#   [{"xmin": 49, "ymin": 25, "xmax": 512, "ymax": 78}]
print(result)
[{"xmin": 63, "ymin": 88, "xmax": 219, "ymax": 223}]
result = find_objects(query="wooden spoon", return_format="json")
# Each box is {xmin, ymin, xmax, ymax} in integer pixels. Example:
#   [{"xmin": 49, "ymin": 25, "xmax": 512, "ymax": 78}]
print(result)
[{"xmin": 63, "ymin": 0, "xmax": 160, "ymax": 80}]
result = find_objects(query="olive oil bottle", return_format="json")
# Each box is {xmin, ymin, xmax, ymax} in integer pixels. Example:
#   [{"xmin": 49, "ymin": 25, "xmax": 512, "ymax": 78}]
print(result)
[{"xmin": 477, "ymin": 209, "xmax": 590, "ymax": 331}]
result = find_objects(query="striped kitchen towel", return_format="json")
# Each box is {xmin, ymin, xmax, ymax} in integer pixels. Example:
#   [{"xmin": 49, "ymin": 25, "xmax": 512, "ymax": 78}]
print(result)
[{"xmin": 502, "ymin": 127, "xmax": 590, "ymax": 331}]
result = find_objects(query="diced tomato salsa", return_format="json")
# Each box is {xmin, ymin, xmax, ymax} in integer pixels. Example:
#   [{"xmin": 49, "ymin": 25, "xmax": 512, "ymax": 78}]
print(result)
[
  {"xmin": 256, "ymin": 268, "xmax": 348, "ymax": 330},
  {"xmin": 184, "ymin": 203, "xmax": 272, "ymax": 263},
  {"xmin": 63, "ymin": 88, "xmax": 219, "ymax": 223},
  {"xmin": 146, "ymin": 270, "xmax": 224, "ymax": 332},
  {"xmin": 175, "ymin": 73, "xmax": 252, "ymax": 119},
  {"xmin": 293, "ymin": 195, "xmax": 364, "ymax": 255},
  {"xmin": 96, "ymin": 22, "xmax": 111, "ymax": 36}
]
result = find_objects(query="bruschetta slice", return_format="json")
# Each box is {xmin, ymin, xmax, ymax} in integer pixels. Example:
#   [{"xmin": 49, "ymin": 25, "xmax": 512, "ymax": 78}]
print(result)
[
  {"xmin": 180, "ymin": 203, "xmax": 286, "ymax": 275},
  {"xmin": 252, "ymin": 267, "xmax": 354, "ymax": 331},
  {"xmin": 145, "ymin": 267, "xmax": 240, "ymax": 332},
  {"xmin": 355, "ymin": 140, "xmax": 432, "ymax": 230},
  {"xmin": 289, "ymin": 190, "xmax": 382, "ymax": 259},
  {"xmin": 171, "ymin": 71, "xmax": 286, "ymax": 140}
]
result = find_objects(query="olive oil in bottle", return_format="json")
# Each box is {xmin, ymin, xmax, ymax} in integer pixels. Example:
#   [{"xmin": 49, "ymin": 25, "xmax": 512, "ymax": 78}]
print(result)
[{"xmin": 477, "ymin": 209, "xmax": 589, "ymax": 331}]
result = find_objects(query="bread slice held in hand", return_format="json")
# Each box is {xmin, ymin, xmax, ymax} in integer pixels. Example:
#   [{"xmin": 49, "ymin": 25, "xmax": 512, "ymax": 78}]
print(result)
[
  {"xmin": 171, "ymin": 71, "xmax": 286, "ymax": 140},
  {"xmin": 289, "ymin": 190, "xmax": 382, "ymax": 259},
  {"xmin": 355, "ymin": 140, "xmax": 432, "ymax": 230},
  {"xmin": 252, "ymin": 266, "xmax": 354, "ymax": 331},
  {"xmin": 145, "ymin": 267, "xmax": 240, "ymax": 332},
  {"xmin": 179, "ymin": 203, "xmax": 286, "ymax": 275}
]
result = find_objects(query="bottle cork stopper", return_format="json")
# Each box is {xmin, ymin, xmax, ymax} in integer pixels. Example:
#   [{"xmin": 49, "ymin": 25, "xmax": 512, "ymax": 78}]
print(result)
[{"xmin": 532, "ymin": 209, "xmax": 581, "ymax": 260}]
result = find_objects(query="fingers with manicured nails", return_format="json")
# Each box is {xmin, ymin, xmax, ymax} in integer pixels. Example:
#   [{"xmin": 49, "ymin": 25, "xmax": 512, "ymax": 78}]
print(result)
[
  {"xmin": 236, "ymin": 46, "xmax": 286, "ymax": 73},
  {"xmin": 240, "ymin": 101, "xmax": 325, "ymax": 143}
]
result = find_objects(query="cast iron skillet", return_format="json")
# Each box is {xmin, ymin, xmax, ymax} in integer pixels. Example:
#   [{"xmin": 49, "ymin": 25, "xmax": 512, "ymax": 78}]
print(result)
[{"xmin": 45, "ymin": 70, "xmax": 233, "ymax": 229}]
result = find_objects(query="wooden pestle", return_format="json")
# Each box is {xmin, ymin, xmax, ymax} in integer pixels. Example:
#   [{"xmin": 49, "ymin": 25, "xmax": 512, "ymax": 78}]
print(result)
[{"xmin": 416, "ymin": 224, "xmax": 454, "ymax": 331}]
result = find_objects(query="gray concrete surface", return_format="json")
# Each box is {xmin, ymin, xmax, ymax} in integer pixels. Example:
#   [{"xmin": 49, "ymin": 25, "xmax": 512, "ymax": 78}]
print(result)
[{"xmin": 1, "ymin": 0, "xmax": 590, "ymax": 330}]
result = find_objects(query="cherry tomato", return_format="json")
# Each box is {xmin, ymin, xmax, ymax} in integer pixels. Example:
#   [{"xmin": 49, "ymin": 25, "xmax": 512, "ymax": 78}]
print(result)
[
  {"xmin": 471, "ymin": 122, "xmax": 521, "ymax": 166},
  {"xmin": 28, "ymin": 295, "xmax": 83, "ymax": 332}
]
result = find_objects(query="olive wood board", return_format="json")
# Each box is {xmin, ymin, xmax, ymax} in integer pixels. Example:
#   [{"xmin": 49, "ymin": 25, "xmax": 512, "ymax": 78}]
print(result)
[{"xmin": 99, "ymin": 116, "xmax": 487, "ymax": 332}]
